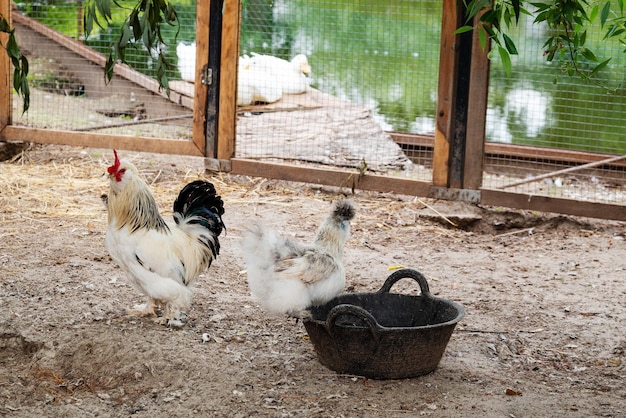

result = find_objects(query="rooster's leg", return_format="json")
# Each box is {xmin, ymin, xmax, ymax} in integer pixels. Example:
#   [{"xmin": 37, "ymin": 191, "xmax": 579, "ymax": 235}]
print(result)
[
  {"xmin": 153, "ymin": 304, "xmax": 185, "ymax": 327},
  {"xmin": 128, "ymin": 298, "xmax": 157, "ymax": 317}
]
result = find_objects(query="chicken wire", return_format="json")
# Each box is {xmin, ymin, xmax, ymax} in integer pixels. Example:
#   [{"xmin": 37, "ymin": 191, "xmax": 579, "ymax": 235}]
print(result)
[
  {"xmin": 484, "ymin": 11, "xmax": 626, "ymax": 205},
  {"xmin": 11, "ymin": 0, "xmax": 196, "ymax": 141},
  {"xmin": 237, "ymin": 0, "xmax": 439, "ymax": 174}
]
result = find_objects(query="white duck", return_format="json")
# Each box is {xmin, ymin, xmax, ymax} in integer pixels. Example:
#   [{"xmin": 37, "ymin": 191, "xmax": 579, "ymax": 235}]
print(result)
[
  {"xmin": 237, "ymin": 55, "xmax": 283, "ymax": 105},
  {"xmin": 249, "ymin": 53, "xmax": 311, "ymax": 94},
  {"xmin": 176, "ymin": 42, "xmax": 196, "ymax": 82}
]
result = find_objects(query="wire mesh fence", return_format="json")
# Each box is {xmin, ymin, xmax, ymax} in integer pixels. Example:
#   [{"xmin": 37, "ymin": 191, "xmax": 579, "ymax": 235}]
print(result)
[
  {"xmin": 485, "ymin": 10, "xmax": 626, "ymax": 205},
  {"xmin": 6, "ymin": 0, "xmax": 626, "ymax": 210},
  {"xmin": 237, "ymin": 0, "xmax": 439, "ymax": 175},
  {"xmin": 11, "ymin": 0, "xmax": 196, "ymax": 141}
]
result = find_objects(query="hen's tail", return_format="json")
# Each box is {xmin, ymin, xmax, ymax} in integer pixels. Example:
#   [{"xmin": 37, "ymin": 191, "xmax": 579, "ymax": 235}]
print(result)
[{"xmin": 173, "ymin": 180, "xmax": 226, "ymax": 260}]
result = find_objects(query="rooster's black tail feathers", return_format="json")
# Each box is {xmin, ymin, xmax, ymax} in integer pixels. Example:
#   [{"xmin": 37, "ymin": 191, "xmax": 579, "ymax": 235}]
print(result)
[{"xmin": 173, "ymin": 180, "xmax": 226, "ymax": 258}]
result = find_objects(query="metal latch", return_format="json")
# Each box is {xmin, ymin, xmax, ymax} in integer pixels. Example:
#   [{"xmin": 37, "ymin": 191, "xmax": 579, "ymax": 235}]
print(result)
[{"xmin": 201, "ymin": 65, "xmax": 213, "ymax": 86}]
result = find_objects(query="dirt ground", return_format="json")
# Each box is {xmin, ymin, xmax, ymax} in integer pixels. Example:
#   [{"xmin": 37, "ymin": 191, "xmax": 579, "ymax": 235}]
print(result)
[{"xmin": 1, "ymin": 144, "xmax": 624, "ymax": 417}]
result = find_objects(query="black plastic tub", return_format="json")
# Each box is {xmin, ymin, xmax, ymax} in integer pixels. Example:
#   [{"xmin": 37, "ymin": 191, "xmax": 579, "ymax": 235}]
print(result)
[{"xmin": 303, "ymin": 268, "xmax": 465, "ymax": 379}]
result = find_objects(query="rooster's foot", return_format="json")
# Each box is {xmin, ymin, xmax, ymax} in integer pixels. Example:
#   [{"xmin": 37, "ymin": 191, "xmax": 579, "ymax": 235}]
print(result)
[
  {"xmin": 154, "ymin": 311, "xmax": 187, "ymax": 328},
  {"xmin": 127, "ymin": 302, "xmax": 157, "ymax": 317}
]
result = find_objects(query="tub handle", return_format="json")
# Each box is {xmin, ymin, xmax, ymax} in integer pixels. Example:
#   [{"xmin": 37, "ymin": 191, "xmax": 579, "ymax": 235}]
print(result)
[
  {"xmin": 327, "ymin": 304, "xmax": 380, "ymax": 344},
  {"xmin": 378, "ymin": 268, "xmax": 432, "ymax": 297}
]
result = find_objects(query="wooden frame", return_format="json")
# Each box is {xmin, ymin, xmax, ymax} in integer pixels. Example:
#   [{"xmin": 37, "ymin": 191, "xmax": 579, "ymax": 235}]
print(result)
[
  {"xmin": 231, "ymin": 159, "xmax": 433, "ymax": 196},
  {"xmin": 0, "ymin": 0, "xmax": 205, "ymax": 157},
  {"xmin": 433, "ymin": 3, "xmax": 490, "ymax": 190}
]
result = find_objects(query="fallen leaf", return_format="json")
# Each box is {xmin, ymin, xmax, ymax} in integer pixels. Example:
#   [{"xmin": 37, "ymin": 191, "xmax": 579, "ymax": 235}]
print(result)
[
  {"xmin": 387, "ymin": 265, "xmax": 405, "ymax": 271},
  {"xmin": 505, "ymin": 388, "xmax": 522, "ymax": 396}
]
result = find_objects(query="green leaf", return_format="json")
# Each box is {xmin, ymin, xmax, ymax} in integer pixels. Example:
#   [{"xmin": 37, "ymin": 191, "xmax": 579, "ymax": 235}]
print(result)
[
  {"xmin": 22, "ymin": 79, "xmax": 30, "ymax": 112},
  {"xmin": 600, "ymin": 1, "xmax": 611, "ymax": 27},
  {"xmin": 512, "ymin": 0, "xmax": 521, "ymax": 22},
  {"xmin": 20, "ymin": 55, "xmax": 29, "ymax": 77},
  {"xmin": 96, "ymin": 0, "xmax": 112, "ymax": 21},
  {"xmin": 579, "ymin": 47, "xmax": 598, "ymax": 61},
  {"xmin": 466, "ymin": 0, "xmax": 489, "ymax": 22},
  {"xmin": 13, "ymin": 68, "xmax": 22, "ymax": 92},
  {"xmin": 502, "ymin": 33, "xmax": 519, "ymax": 54},
  {"xmin": 589, "ymin": 4, "xmax": 598, "ymax": 22},
  {"xmin": 534, "ymin": 10, "xmax": 552, "ymax": 24},
  {"xmin": 530, "ymin": 2, "xmax": 551, "ymax": 12},
  {"xmin": 498, "ymin": 45, "xmax": 513, "ymax": 76},
  {"xmin": 105, "ymin": 55, "xmax": 115, "ymax": 83},
  {"xmin": 481, "ymin": 9, "xmax": 499, "ymax": 25},
  {"xmin": 0, "ymin": 16, "xmax": 11, "ymax": 32},
  {"xmin": 131, "ymin": 13, "xmax": 142, "ymax": 40},
  {"xmin": 119, "ymin": 24, "xmax": 132, "ymax": 48},
  {"xmin": 580, "ymin": 30, "xmax": 587, "ymax": 46},
  {"xmin": 478, "ymin": 26, "xmax": 487, "ymax": 50},
  {"xmin": 591, "ymin": 58, "xmax": 611, "ymax": 75},
  {"xmin": 454, "ymin": 25, "xmax": 475, "ymax": 35},
  {"xmin": 6, "ymin": 32, "xmax": 20, "ymax": 57},
  {"xmin": 483, "ymin": 24, "xmax": 496, "ymax": 39}
]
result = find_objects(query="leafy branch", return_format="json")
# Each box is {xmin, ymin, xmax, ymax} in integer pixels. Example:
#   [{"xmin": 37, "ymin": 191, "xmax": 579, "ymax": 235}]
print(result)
[
  {"xmin": 1, "ymin": 14, "xmax": 30, "ymax": 113},
  {"xmin": 83, "ymin": 0, "xmax": 180, "ymax": 95},
  {"xmin": 600, "ymin": 0, "xmax": 626, "ymax": 51},
  {"xmin": 456, "ymin": 0, "xmax": 616, "ymax": 82}
]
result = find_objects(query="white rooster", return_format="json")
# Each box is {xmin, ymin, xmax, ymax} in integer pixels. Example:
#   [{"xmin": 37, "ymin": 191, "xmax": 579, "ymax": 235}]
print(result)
[
  {"xmin": 105, "ymin": 150, "xmax": 225, "ymax": 326},
  {"xmin": 242, "ymin": 199, "xmax": 356, "ymax": 318}
]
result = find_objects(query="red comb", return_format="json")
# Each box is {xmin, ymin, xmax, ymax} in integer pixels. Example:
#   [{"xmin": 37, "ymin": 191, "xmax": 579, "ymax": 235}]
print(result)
[{"xmin": 107, "ymin": 149, "xmax": 120, "ymax": 174}]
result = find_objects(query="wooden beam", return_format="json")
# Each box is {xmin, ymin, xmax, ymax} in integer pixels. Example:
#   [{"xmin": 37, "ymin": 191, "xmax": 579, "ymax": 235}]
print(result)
[
  {"xmin": 192, "ymin": 0, "xmax": 210, "ymax": 156},
  {"xmin": 390, "ymin": 133, "xmax": 626, "ymax": 170},
  {"xmin": 463, "ymin": 11, "xmax": 490, "ymax": 190},
  {"xmin": 433, "ymin": 0, "xmax": 462, "ymax": 187},
  {"xmin": 217, "ymin": 0, "xmax": 239, "ymax": 161},
  {"xmin": 498, "ymin": 154, "xmax": 626, "ymax": 189},
  {"xmin": 0, "ymin": 0, "xmax": 10, "ymax": 131},
  {"xmin": 0, "ymin": 126, "xmax": 203, "ymax": 156},
  {"xmin": 231, "ymin": 158, "xmax": 433, "ymax": 196},
  {"xmin": 481, "ymin": 189, "xmax": 626, "ymax": 221}
]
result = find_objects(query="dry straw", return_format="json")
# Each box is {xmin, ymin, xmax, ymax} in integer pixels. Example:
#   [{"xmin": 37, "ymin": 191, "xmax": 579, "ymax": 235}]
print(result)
[{"xmin": 0, "ymin": 145, "xmax": 456, "ymax": 239}]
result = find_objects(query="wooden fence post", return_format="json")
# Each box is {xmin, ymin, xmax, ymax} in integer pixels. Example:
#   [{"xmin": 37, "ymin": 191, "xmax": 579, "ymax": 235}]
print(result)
[
  {"xmin": 463, "ymin": 12, "xmax": 490, "ymax": 190},
  {"xmin": 433, "ymin": 0, "xmax": 488, "ymax": 191},
  {"xmin": 204, "ymin": 0, "xmax": 223, "ymax": 160},
  {"xmin": 192, "ymin": 0, "xmax": 211, "ymax": 157},
  {"xmin": 217, "ymin": 0, "xmax": 239, "ymax": 164},
  {"xmin": 201, "ymin": 0, "xmax": 238, "ymax": 170},
  {"xmin": 433, "ymin": 0, "xmax": 463, "ymax": 188},
  {"xmin": 0, "ymin": 0, "xmax": 11, "ymax": 131}
]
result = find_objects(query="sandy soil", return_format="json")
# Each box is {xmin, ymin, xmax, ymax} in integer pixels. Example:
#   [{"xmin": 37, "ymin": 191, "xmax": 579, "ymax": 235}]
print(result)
[{"xmin": 1, "ymin": 145, "xmax": 624, "ymax": 417}]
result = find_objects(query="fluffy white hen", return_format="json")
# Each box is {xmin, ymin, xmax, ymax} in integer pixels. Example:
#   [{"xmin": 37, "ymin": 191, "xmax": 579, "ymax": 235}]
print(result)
[{"xmin": 242, "ymin": 199, "xmax": 356, "ymax": 318}]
